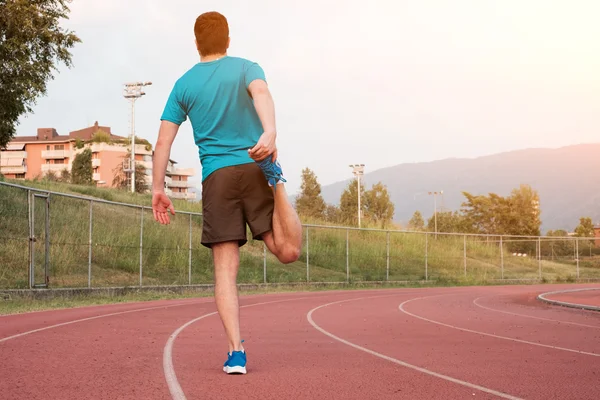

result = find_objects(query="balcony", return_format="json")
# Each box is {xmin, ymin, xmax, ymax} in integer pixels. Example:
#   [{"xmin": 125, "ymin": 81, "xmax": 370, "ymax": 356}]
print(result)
[
  {"xmin": 92, "ymin": 159, "xmax": 101, "ymax": 167},
  {"xmin": 93, "ymin": 173, "xmax": 101, "ymax": 181},
  {"xmin": 41, "ymin": 164, "xmax": 69, "ymax": 173},
  {"xmin": 168, "ymin": 180, "xmax": 194, "ymax": 188},
  {"xmin": 42, "ymin": 150, "xmax": 71, "ymax": 159},
  {"xmin": 0, "ymin": 165, "xmax": 27, "ymax": 174},
  {"xmin": 172, "ymin": 168, "xmax": 194, "ymax": 177},
  {"xmin": 140, "ymin": 160, "xmax": 153, "ymax": 170},
  {"xmin": 0, "ymin": 151, "xmax": 27, "ymax": 159},
  {"xmin": 170, "ymin": 191, "xmax": 196, "ymax": 200}
]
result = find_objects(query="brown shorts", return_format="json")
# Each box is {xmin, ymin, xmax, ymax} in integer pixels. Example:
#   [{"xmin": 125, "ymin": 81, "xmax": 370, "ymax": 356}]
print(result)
[{"xmin": 201, "ymin": 162, "xmax": 274, "ymax": 248}]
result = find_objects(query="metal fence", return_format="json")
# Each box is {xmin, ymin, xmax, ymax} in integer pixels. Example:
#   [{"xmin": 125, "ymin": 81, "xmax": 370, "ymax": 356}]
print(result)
[{"xmin": 1, "ymin": 181, "xmax": 599, "ymax": 289}]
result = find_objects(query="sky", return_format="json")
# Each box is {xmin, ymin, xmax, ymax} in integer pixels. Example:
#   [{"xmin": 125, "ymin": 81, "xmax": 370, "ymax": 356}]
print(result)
[{"xmin": 15, "ymin": 0, "xmax": 600, "ymax": 196}]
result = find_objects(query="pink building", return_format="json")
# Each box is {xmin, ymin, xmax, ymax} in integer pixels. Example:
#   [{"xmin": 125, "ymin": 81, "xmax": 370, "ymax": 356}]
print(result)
[{"xmin": 0, "ymin": 122, "xmax": 196, "ymax": 200}]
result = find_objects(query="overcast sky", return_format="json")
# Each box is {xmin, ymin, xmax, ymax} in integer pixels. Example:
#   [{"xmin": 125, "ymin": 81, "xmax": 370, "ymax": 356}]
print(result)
[{"xmin": 15, "ymin": 0, "xmax": 600, "ymax": 195}]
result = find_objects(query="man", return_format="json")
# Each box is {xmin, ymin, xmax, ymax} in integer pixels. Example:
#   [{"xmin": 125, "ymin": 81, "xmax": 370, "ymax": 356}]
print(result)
[{"xmin": 151, "ymin": 11, "xmax": 303, "ymax": 375}]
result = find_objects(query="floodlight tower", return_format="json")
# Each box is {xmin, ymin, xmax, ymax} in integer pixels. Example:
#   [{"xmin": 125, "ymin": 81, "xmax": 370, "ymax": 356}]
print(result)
[
  {"xmin": 428, "ymin": 190, "xmax": 443, "ymax": 236},
  {"xmin": 349, "ymin": 164, "xmax": 365, "ymax": 228},
  {"xmin": 123, "ymin": 81, "xmax": 152, "ymax": 193}
]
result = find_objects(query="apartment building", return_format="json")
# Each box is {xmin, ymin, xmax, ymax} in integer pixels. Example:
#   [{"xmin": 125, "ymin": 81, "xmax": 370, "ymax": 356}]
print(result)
[
  {"xmin": 595, "ymin": 225, "xmax": 600, "ymax": 247},
  {"xmin": 0, "ymin": 122, "xmax": 196, "ymax": 200}
]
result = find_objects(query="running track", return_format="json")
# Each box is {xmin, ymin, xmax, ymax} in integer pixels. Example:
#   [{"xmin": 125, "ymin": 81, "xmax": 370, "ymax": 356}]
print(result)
[{"xmin": 1, "ymin": 284, "xmax": 599, "ymax": 399}]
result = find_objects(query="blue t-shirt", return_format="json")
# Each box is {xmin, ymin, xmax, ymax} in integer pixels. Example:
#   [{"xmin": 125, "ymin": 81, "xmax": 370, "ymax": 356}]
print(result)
[{"xmin": 160, "ymin": 56, "xmax": 266, "ymax": 181}]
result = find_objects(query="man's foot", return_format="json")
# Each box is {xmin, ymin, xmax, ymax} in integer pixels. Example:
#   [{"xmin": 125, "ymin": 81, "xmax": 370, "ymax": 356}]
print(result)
[
  {"xmin": 256, "ymin": 157, "xmax": 287, "ymax": 188},
  {"xmin": 223, "ymin": 350, "xmax": 247, "ymax": 374}
]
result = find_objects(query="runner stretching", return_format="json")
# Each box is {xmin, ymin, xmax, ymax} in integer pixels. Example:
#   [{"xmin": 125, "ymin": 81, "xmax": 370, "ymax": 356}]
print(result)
[{"xmin": 152, "ymin": 11, "xmax": 303, "ymax": 375}]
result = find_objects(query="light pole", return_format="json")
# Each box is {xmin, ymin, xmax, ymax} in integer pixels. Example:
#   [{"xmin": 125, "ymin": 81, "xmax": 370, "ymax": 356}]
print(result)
[
  {"xmin": 428, "ymin": 190, "xmax": 443, "ymax": 236},
  {"xmin": 349, "ymin": 164, "xmax": 365, "ymax": 228},
  {"xmin": 123, "ymin": 81, "xmax": 152, "ymax": 193}
]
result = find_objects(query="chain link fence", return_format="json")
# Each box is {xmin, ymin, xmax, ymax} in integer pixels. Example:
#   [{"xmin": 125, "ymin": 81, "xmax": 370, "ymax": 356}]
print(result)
[{"xmin": 1, "ymin": 181, "xmax": 599, "ymax": 289}]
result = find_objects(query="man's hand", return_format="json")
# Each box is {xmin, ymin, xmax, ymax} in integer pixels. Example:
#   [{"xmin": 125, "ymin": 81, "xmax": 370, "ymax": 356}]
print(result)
[
  {"xmin": 152, "ymin": 191, "xmax": 175, "ymax": 225},
  {"xmin": 248, "ymin": 131, "xmax": 277, "ymax": 162}
]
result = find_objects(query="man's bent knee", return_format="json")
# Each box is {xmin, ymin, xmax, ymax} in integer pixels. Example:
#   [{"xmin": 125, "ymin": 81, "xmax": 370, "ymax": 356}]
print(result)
[{"xmin": 276, "ymin": 245, "xmax": 301, "ymax": 264}]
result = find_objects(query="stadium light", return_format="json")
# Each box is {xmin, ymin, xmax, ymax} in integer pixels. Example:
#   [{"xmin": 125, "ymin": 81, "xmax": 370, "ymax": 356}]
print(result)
[{"xmin": 123, "ymin": 82, "xmax": 152, "ymax": 193}]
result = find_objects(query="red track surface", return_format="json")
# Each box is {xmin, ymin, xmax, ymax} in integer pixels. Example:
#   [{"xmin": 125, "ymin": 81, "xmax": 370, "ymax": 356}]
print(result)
[
  {"xmin": 543, "ymin": 288, "xmax": 600, "ymax": 308},
  {"xmin": 2, "ymin": 284, "xmax": 600, "ymax": 399}
]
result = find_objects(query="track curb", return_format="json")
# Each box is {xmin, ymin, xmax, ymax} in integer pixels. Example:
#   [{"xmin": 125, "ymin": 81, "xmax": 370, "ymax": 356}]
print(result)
[{"xmin": 537, "ymin": 288, "xmax": 600, "ymax": 312}]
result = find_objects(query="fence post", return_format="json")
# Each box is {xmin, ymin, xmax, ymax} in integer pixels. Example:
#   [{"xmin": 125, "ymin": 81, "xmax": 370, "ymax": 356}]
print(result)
[
  {"xmin": 188, "ymin": 214, "xmax": 192, "ymax": 285},
  {"xmin": 139, "ymin": 207, "xmax": 144, "ymax": 287},
  {"xmin": 576, "ymin": 238, "xmax": 580, "ymax": 279},
  {"xmin": 27, "ymin": 190, "xmax": 33, "ymax": 289},
  {"xmin": 346, "ymin": 229, "xmax": 350, "ymax": 283},
  {"xmin": 306, "ymin": 227, "xmax": 309, "ymax": 282},
  {"xmin": 537, "ymin": 237, "xmax": 542, "ymax": 280},
  {"xmin": 263, "ymin": 242, "xmax": 267, "ymax": 284},
  {"xmin": 425, "ymin": 233, "xmax": 428, "ymax": 281},
  {"xmin": 463, "ymin": 235, "xmax": 467, "ymax": 277},
  {"xmin": 500, "ymin": 236, "xmax": 504, "ymax": 280},
  {"xmin": 88, "ymin": 200, "xmax": 93, "ymax": 288},
  {"xmin": 386, "ymin": 231, "xmax": 390, "ymax": 281}
]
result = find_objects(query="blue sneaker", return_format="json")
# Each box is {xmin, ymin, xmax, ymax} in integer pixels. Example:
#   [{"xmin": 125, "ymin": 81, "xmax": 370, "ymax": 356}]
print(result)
[
  {"xmin": 223, "ymin": 350, "xmax": 247, "ymax": 374},
  {"xmin": 256, "ymin": 157, "xmax": 287, "ymax": 189}
]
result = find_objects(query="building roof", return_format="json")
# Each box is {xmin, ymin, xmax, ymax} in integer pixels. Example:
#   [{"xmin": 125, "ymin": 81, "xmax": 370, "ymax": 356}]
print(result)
[{"xmin": 9, "ymin": 121, "xmax": 125, "ymax": 144}]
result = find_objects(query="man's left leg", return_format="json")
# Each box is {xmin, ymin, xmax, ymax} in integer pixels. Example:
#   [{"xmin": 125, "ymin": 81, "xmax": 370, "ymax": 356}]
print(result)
[
  {"xmin": 242, "ymin": 162, "xmax": 302, "ymax": 264},
  {"xmin": 261, "ymin": 182, "xmax": 302, "ymax": 263}
]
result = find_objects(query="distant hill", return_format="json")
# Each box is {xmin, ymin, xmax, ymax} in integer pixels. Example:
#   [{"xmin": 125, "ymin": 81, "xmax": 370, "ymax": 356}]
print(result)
[{"xmin": 320, "ymin": 144, "xmax": 600, "ymax": 232}]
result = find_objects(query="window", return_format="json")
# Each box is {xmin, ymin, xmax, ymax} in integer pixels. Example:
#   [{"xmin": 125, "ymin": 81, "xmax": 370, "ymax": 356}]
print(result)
[
  {"xmin": 46, "ymin": 145, "xmax": 50, "ymax": 150},
  {"xmin": 55, "ymin": 159, "xmax": 64, "ymax": 164},
  {"xmin": 16, "ymin": 173, "xmax": 25, "ymax": 179},
  {"xmin": 55, "ymin": 145, "xmax": 64, "ymax": 150}
]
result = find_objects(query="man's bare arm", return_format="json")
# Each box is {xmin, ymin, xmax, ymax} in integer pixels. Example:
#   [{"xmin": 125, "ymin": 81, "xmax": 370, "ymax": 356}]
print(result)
[
  {"xmin": 153, "ymin": 120, "xmax": 179, "ymax": 193},
  {"xmin": 247, "ymin": 79, "xmax": 277, "ymax": 161},
  {"xmin": 152, "ymin": 120, "xmax": 179, "ymax": 224}
]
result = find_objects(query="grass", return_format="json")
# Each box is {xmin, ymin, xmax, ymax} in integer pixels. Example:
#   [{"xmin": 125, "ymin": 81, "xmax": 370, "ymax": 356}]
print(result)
[
  {"xmin": 0, "ymin": 279, "xmax": 518, "ymax": 316},
  {"xmin": 1, "ymin": 179, "xmax": 599, "ymax": 291}
]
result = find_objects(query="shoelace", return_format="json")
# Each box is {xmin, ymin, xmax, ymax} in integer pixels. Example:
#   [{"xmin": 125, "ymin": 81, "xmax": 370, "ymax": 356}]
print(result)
[{"xmin": 258, "ymin": 160, "xmax": 286, "ymax": 190}]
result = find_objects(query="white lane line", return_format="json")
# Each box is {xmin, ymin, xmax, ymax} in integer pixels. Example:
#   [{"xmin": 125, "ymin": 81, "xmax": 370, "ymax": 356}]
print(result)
[
  {"xmin": 163, "ymin": 296, "xmax": 323, "ymax": 400},
  {"xmin": 538, "ymin": 288, "xmax": 600, "ymax": 312},
  {"xmin": 0, "ymin": 300, "xmax": 208, "ymax": 343},
  {"xmin": 400, "ymin": 296, "xmax": 600, "ymax": 357},
  {"xmin": 473, "ymin": 296, "xmax": 600, "ymax": 329},
  {"xmin": 164, "ymin": 291, "xmax": 415, "ymax": 400},
  {"xmin": 307, "ymin": 296, "xmax": 522, "ymax": 400},
  {"xmin": 164, "ymin": 310, "xmax": 218, "ymax": 400}
]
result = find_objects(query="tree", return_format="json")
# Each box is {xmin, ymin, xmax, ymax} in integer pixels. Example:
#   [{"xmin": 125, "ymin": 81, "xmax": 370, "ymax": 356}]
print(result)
[
  {"xmin": 363, "ymin": 182, "xmax": 395, "ymax": 228},
  {"xmin": 574, "ymin": 217, "xmax": 594, "ymax": 237},
  {"xmin": 71, "ymin": 148, "xmax": 93, "ymax": 185},
  {"xmin": 324, "ymin": 204, "xmax": 340, "ymax": 223},
  {"xmin": 59, "ymin": 168, "xmax": 71, "ymax": 183},
  {"xmin": 43, "ymin": 170, "xmax": 59, "ymax": 182},
  {"xmin": 461, "ymin": 184, "xmax": 541, "ymax": 236},
  {"xmin": 112, "ymin": 153, "xmax": 148, "ymax": 193},
  {"xmin": 91, "ymin": 130, "xmax": 111, "ymax": 144},
  {"xmin": 408, "ymin": 211, "xmax": 425, "ymax": 231},
  {"xmin": 426, "ymin": 211, "xmax": 469, "ymax": 233},
  {"xmin": 0, "ymin": 0, "xmax": 80, "ymax": 147},
  {"xmin": 505, "ymin": 184, "xmax": 541, "ymax": 236},
  {"xmin": 294, "ymin": 168, "xmax": 326, "ymax": 220},
  {"xmin": 339, "ymin": 179, "xmax": 365, "ymax": 225}
]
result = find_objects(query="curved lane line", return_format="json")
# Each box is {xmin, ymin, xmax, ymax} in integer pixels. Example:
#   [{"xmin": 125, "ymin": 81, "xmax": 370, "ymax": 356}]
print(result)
[
  {"xmin": 307, "ymin": 295, "xmax": 522, "ymax": 400},
  {"xmin": 163, "ymin": 292, "xmax": 414, "ymax": 400},
  {"xmin": 400, "ymin": 296, "xmax": 600, "ymax": 357},
  {"xmin": 0, "ymin": 300, "xmax": 208, "ymax": 343},
  {"xmin": 473, "ymin": 296, "xmax": 600, "ymax": 329}
]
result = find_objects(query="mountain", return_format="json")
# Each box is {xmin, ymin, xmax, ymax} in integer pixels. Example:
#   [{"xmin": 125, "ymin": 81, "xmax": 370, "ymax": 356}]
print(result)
[{"xmin": 320, "ymin": 144, "xmax": 600, "ymax": 232}]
